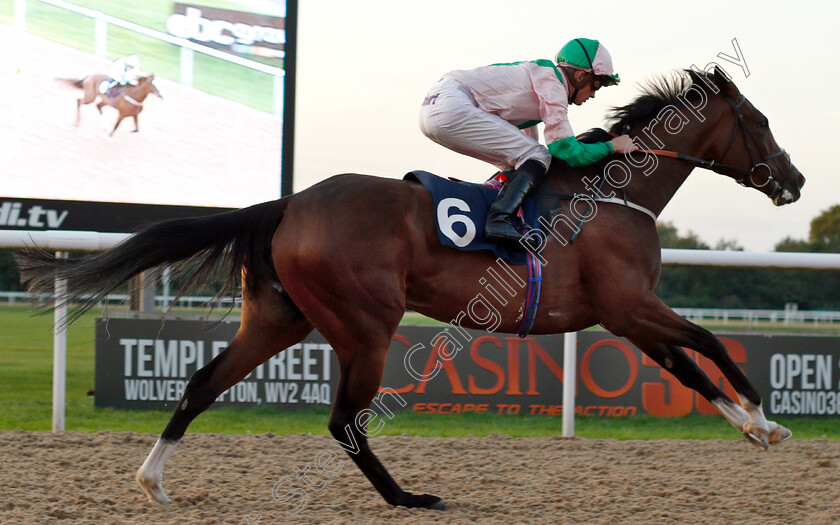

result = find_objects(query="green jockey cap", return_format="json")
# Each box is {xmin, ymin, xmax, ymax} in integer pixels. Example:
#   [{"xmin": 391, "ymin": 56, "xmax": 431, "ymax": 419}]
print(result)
[{"xmin": 555, "ymin": 38, "xmax": 620, "ymax": 86}]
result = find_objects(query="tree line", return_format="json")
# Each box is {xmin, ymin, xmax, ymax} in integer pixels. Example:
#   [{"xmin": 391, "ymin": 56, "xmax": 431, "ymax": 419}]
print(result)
[
  {"xmin": 655, "ymin": 205, "xmax": 840, "ymax": 310},
  {"xmin": 2, "ymin": 205, "xmax": 839, "ymax": 310}
]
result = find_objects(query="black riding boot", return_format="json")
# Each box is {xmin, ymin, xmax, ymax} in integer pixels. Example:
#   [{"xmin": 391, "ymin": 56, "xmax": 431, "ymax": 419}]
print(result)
[{"xmin": 484, "ymin": 159, "xmax": 546, "ymax": 246}]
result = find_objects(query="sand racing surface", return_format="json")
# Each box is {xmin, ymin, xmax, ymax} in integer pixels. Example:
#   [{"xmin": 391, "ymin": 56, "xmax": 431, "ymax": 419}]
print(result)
[{"xmin": 1, "ymin": 430, "xmax": 839, "ymax": 524}]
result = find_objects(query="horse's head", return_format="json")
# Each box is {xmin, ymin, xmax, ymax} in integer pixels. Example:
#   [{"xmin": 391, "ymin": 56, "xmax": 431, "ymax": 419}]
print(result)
[
  {"xmin": 699, "ymin": 67, "xmax": 804, "ymax": 206},
  {"xmin": 138, "ymin": 74, "xmax": 163, "ymax": 100}
]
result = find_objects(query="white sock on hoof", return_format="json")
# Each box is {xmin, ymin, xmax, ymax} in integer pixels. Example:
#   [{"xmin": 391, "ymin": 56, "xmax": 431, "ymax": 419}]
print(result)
[
  {"xmin": 712, "ymin": 399, "xmax": 749, "ymax": 429},
  {"xmin": 738, "ymin": 395, "xmax": 770, "ymax": 431},
  {"xmin": 137, "ymin": 438, "xmax": 179, "ymax": 503}
]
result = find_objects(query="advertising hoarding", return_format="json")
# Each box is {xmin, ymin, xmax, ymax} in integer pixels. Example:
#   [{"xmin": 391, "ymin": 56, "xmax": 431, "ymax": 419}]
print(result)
[{"xmin": 95, "ymin": 318, "xmax": 840, "ymax": 417}]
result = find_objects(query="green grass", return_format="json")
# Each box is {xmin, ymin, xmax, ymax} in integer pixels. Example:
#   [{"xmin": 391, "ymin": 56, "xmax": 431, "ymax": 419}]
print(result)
[
  {"xmin": 402, "ymin": 310, "xmax": 840, "ymax": 334},
  {"xmin": 698, "ymin": 320, "xmax": 840, "ymax": 334},
  {"xmin": 0, "ymin": 0, "xmax": 276, "ymax": 112},
  {"xmin": 1, "ymin": 304, "xmax": 839, "ymax": 439}
]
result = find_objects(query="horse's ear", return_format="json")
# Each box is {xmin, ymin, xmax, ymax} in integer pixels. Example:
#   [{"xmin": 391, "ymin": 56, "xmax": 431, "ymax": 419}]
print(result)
[{"xmin": 711, "ymin": 65, "xmax": 733, "ymax": 90}]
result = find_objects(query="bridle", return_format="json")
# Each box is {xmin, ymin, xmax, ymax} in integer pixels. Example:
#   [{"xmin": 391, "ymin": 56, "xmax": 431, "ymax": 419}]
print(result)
[
  {"xmin": 630, "ymin": 94, "xmax": 796, "ymax": 197},
  {"xmin": 713, "ymin": 95, "xmax": 790, "ymax": 190},
  {"xmin": 556, "ymin": 90, "xmax": 800, "ymax": 228}
]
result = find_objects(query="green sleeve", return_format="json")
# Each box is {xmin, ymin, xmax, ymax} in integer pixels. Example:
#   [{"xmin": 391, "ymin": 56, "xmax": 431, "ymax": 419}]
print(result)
[{"xmin": 547, "ymin": 136, "xmax": 615, "ymax": 167}]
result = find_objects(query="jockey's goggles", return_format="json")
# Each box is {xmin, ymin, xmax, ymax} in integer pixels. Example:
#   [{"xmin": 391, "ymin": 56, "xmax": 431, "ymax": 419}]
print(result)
[{"xmin": 591, "ymin": 74, "xmax": 618, "ymax": 91}]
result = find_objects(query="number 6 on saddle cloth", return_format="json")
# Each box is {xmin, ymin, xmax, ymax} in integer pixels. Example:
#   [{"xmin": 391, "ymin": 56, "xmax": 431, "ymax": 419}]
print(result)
[
  {"xmin": 404, "ymin": 170, "xmax": 548, "ymax": 264},
  {"xmin": 405, "ymin": 170, "xmax": 545, "ymax": 337}
]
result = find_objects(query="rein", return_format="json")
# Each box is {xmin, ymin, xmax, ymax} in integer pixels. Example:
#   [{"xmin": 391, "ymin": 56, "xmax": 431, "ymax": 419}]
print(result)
[{"xmin": 545, "ymin": 93, "xmax": 793, "ymax": 230}]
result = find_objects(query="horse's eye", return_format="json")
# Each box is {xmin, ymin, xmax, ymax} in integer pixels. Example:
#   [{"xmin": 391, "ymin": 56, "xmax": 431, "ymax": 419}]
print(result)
[{"xmin": 760, "ymin": 120, "xmax": 768, "ymax": 128}]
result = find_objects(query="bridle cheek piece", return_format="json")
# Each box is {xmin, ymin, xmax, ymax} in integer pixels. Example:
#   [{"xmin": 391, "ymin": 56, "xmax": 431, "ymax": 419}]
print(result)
[{"xmin": 719, "ymin": 95, "xmax": 789, "ymax": 198}]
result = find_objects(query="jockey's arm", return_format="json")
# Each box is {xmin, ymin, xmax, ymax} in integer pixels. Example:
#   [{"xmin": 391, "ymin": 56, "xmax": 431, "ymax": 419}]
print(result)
[
  {"xmin": 531, "ymin": 67, "xmax": 616, "ymax": 168},
  {"xmin": 125, "ymin": 68, "xmax": 140, "ymax": 83},
  {"xmin": 547, "ymin": 136, "xmax": 614, "ymax": 167}
]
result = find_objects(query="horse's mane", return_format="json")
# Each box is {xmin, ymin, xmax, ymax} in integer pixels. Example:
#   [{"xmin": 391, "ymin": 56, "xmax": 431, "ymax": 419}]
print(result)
[
  {"xmin": 576, "ymin": 70, "xmax": 714, "ymax": 144},
  {"xmin": 605, "ymin": 69, "xmax": 711, "ymax": 135}
]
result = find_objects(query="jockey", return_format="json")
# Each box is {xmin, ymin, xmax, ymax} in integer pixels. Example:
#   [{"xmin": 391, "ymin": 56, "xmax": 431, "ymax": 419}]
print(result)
[
  {"xmin": 419, "ymin": 38, "xmax": 639, "ymax": 247},
  {"xmin": 102, "ymin": 55, "xmax": 142, "ymax": 94}
]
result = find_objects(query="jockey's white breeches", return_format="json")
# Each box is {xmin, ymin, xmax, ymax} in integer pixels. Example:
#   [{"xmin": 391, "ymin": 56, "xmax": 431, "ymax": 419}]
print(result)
[{"xmin": 418, "ymin": 77, "xmax": 552, "ymax": 172}]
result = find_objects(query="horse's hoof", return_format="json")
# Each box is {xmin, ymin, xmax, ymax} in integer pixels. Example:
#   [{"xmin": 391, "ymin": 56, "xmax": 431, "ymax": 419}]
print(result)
[
  {"xmin": 136, "ymin": 469, "xmax": 172, "ymax": 504},
  {"xmin": 403, "ymin": 493, "xmax": 445, "ymax": 510},
  {"xmin": 742, "ymin": 424, "xmax": 770, "ymax": 451},
  {"xmin": 427, "ymin": 497, "xmax": 446, "ymax": 510},
  {"xmin": 769, "ymin": 423, "xmax": 793, "ymax": 445}
]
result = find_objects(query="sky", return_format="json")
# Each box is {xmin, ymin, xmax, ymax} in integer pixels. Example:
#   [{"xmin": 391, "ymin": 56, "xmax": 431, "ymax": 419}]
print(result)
[{"xmin": 286, "ymin": 0, "xmax": 840, "ymax": 251}]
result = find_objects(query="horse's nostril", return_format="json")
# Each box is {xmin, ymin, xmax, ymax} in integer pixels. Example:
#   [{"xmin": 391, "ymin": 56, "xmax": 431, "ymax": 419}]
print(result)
[{"xmin": 796, "ymin": 175, "xmax": 806, "ymax": 190}]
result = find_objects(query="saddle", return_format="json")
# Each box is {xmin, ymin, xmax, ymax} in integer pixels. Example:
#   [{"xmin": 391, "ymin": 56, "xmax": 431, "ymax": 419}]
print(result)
[
  {"xmin": 98, "ymin": 80, "xmax": 126, "ymax": 103},
  {"xmin": 405, "ymin": 169, "xmax": 547, "ymax": 336},
  {"xmin": 404, "ymin": 170, "xmax": 549, "ymax": 265}
]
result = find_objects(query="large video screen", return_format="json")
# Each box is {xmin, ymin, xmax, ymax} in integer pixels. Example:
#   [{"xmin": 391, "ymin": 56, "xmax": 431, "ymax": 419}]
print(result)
[{"xmin": 2, "ymin": 0, "xmax": 291, "ymax": 230}]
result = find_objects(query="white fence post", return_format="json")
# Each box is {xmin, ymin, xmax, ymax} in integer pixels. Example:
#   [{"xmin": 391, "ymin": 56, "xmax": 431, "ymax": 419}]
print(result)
[
  {"xmin": 13, "ymin": 0, "xmax": 26, "ymax": 31},
  {"xmin": 94, "ymin": 18, "xmax": 108, "ymax": 57},
  {"xmin": 562, "ymin": 331, "xmax": 577, "ymax": 437},
  {"xmin": 180, "ymin": 46, "xmax": 194, "ymax": 87},
  {"xmin": 52, "ymin": 251, "xmax": 68, "ymax": 432},
  {"xmin": 140, "ymin": 271, "xmax": 156, "ymax": 312},
  {"xmin": 162, "ymin": 266, "xmax": 171, "ymax": 309}
]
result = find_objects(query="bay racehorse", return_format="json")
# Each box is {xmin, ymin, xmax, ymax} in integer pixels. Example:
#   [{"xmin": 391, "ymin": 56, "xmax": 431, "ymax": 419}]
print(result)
[
  {"xmin": 63, "ymin": 74, "xmax": 162, "ymax": 136},
  {"xmin": 18, "ymin": 67, "xmax": 805, "ymax": 511}
]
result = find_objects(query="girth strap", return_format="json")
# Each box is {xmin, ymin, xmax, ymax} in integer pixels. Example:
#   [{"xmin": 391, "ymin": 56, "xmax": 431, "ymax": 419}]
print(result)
[
  {"xmin": 516, "ymin": 247, "xmax": 542, "ymax": 338},
  {"xmin": 591, "ymin": 196, "xmax": 657, "ymax": 221},
  {"xmin": 123, "ymin": 95, "xmax": 142, "ymax": 107}
]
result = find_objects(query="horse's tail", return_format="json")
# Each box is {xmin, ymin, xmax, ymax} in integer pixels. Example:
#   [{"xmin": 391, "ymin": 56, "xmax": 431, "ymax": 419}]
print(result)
[
  {"xmin": 56, "ymin": 78, "xmax": 84, "ymax": 89},
  {"xmin": 15, "ymin": 198, "xmax": 290, "ymax": 324}
]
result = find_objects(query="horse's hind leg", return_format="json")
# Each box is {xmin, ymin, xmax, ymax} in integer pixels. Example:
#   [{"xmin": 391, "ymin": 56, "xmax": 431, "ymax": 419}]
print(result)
[
  {"xmin": 283, "ymin": 282, "xmax": 444, "ymax": 508},
  {"xmin": 628, "ymin": 338, "xmax": 751, "ymax": 428},
  {"xmin": 76, "ymin": 86, "xmax": 98, "ymax": 126},
  {"xmin": 136, "ymin": 283, "xmax": 313, "ymax": 503},
  {"xmin": 276, "ymin": 255, "xmax": 443, "ymax": 508},
  {"xmin": 132, "ymin": 114, "xmax": 139, "ymax": 133},
  {"xmin": 327, "ymin": 336, "xmax": 444, "ymax": 510},
  {"xmin": 623, "ymin": 294, "xmax": 790, "ymax": 448}
]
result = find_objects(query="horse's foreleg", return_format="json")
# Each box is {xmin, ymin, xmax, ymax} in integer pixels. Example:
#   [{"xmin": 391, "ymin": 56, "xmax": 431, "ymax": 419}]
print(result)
[
  {"xmin": 136, "ymin": 286, "xmax": 313, "ymax": 503},
  {"xmin": 623, "ymin": 294, "xmax": 790, "ymax": 449},
  {"xmin": 132, "ymin": 114, "xmax": 139, "ymax": 133},
  {"xmin": 110, "ymin": 115, "xmax": 125, "ymax": 136},
  {"xmin": 75, "ymin": 99, "xmax": 82, "ymax": 127}
]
